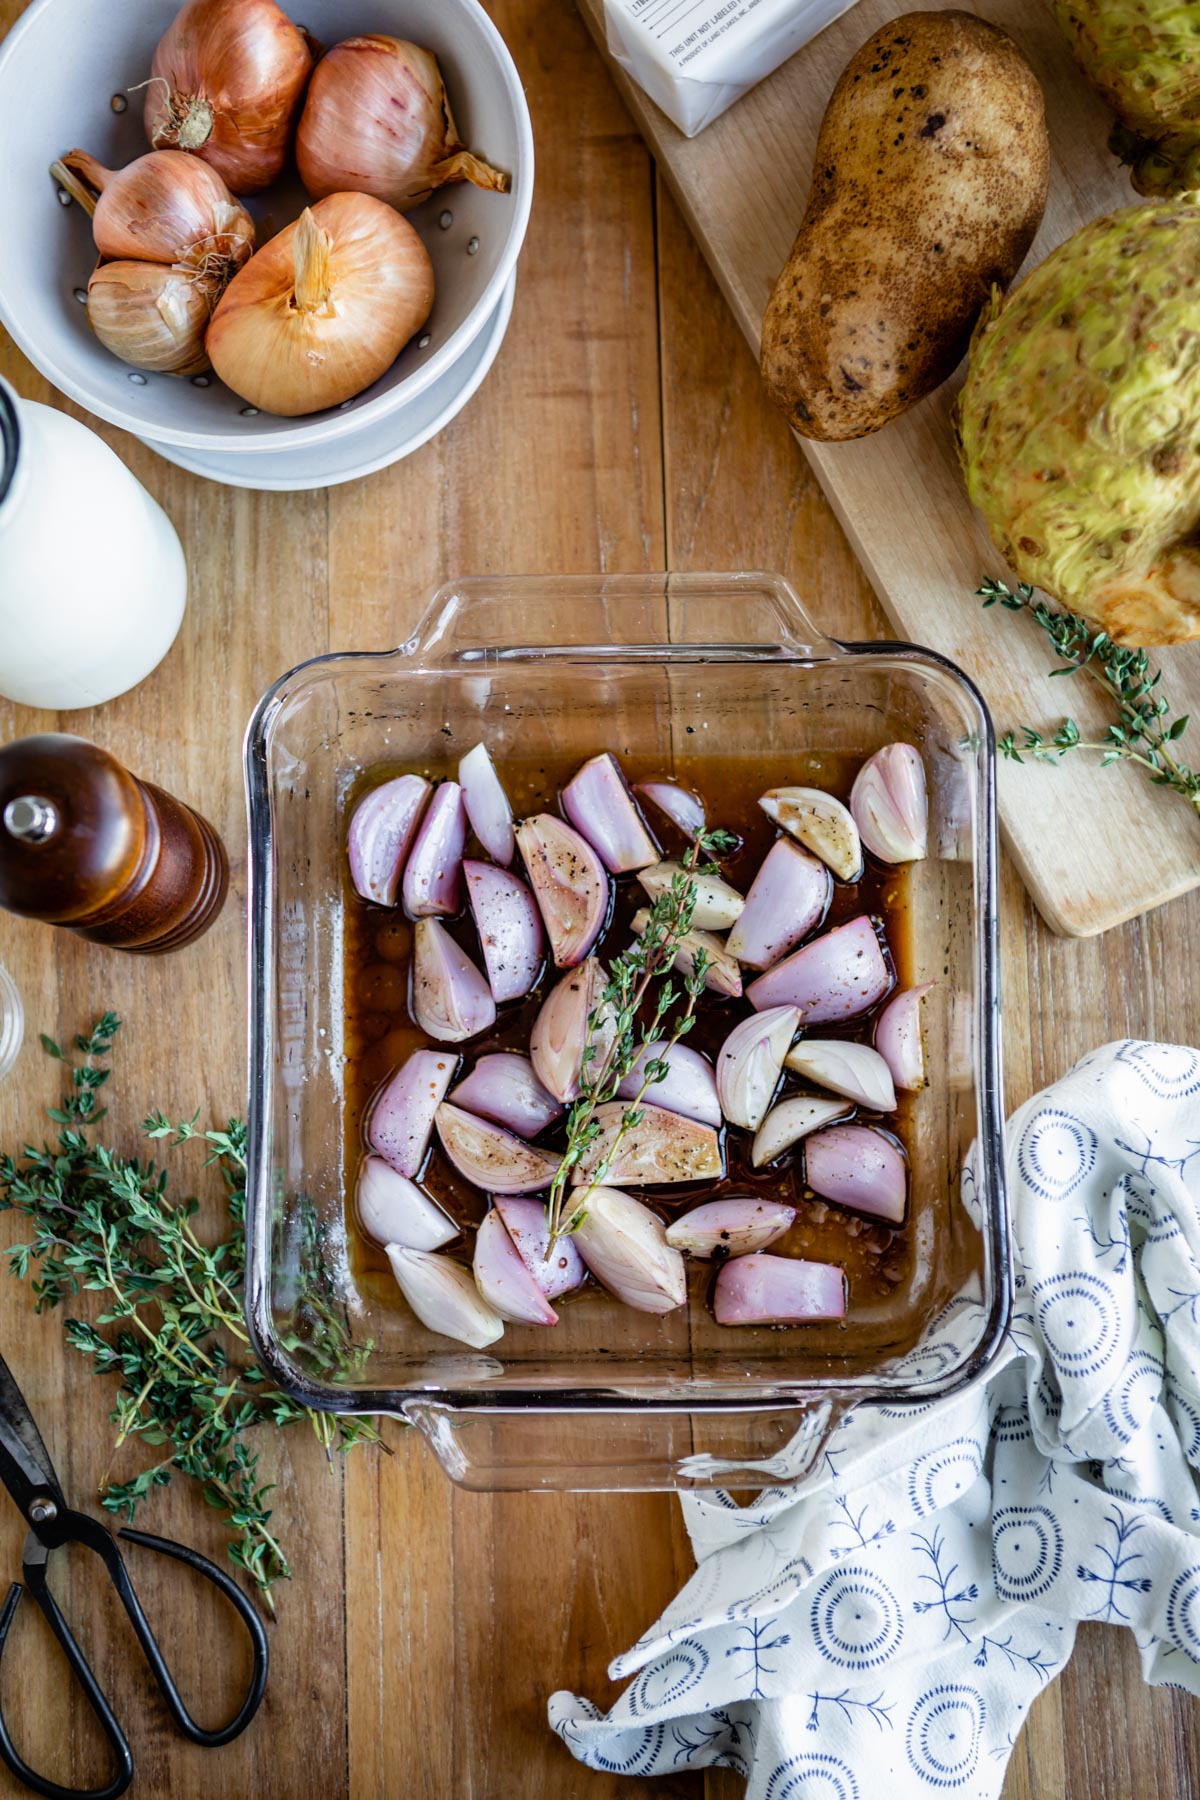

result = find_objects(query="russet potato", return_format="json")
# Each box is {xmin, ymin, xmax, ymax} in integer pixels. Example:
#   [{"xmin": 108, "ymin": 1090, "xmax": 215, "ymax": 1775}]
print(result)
[{"xmin": 760, "ymin": 10, "xmax": 1049, "ymax": 442}]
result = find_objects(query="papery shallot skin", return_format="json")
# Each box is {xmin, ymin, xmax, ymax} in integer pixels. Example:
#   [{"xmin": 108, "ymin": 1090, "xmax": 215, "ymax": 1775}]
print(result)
[
  {"xmin": 570, "ymin": 1102, "xmax": 722, "ymax": 1186},
  {"xmin": 747, "ymin": 914, "xmax": 893, "ymax": 1022},
  {"xmin": 492, "ymin": 1196, "xmax": 586, "ymax": 1300},
  {"xmin": 562, "ymin": 754, "xmax": 659, "ymax": 873},
  {"xmin": 726, "ymin": 838, "xmax": 831, "ymax": 969},
  {"xmin": 516, "ymin": 814, "xmax": 610, "ymax": 967},
  {"xmin": 368, "ymin": 1047, "xmax": 459, "ymax": 1178},
  {"xmin": 459, "ymin": 742, "xmax": 515, "ymax": 866},
  {"xmin": 411, "ymin": 919, "xmax": 496, "ymax": 1043},
  {"xmin": 402, "ymin": 782, "xmax": 467, "ymax": 917},
  {"xmin": 450, "ymin": 1054, "xmax": 563, "ymax": 1138},
  {"xmin": 347, "ymin": 774, "xmax": 430, "ymax": 906},
  {"xmin": 473, "ymin": 1208, "xmax": 558, "ymax": 1326},
  {"xmin": 713, "ymin": 1254, "xmax": 846, "ymax": 1325},
  {"xmin": 463, "ymin": 860, "xmax": 544, "ymax": 1002}
]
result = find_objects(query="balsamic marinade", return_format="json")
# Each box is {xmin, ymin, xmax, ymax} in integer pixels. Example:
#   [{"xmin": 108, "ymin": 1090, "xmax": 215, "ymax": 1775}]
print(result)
[{"xmin": 342, "ymin": 747, "xmax": 915, "ymax": 1321}]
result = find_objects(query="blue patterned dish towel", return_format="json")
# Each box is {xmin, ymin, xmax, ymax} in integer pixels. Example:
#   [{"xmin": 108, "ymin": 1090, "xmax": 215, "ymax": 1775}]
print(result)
[{"xmin": 549, "ymin": 1040, "xmax": 1200, "ymax": 1797}]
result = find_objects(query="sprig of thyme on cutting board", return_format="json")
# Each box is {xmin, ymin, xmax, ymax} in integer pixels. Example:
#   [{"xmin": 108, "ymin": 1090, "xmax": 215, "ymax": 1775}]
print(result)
[
  {"xmin": 546, "ymin": 826, "xmax": 737, "ymax": 1243},
  {"xmin": 0, "ymin": 1016, "xmax": 385, "ymax": 1612},
  {"xmin": 978, "ymin": 577, "xmax": 1200, "ymax": 813}
]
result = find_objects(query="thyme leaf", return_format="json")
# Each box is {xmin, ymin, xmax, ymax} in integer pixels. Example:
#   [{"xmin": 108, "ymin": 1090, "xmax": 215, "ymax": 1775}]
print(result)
[
  {"xmin": 0, "ymin": 1017, "xmax": 387, "ymax": 1613},
  {"xmin": 978, "ymin": 577, "xmax": 1200, "ymax": 814}
]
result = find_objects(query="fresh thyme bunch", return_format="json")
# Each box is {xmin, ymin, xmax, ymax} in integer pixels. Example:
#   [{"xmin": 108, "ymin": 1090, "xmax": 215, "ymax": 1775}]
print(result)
[
  {"xmin": 978, "ymin": 577, "xmax": 1200, "ymax": 813},
  {"xmin": 0, "ymin": 1015, "xmax": 385, "ymax": 1612},
  {"xmin": 546, "ymin": 827, "xmax": 737, "ymax": 1243}
]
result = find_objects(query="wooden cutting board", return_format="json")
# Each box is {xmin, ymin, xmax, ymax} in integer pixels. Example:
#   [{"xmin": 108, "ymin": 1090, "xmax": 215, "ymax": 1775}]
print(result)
[{"xmin": 579, "ymin": 0, "xmax": 1200, "ymax": 938}]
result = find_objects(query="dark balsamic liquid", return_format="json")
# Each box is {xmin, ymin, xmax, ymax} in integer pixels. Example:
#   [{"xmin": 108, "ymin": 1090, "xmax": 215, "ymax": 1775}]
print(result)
[{"xmin": 343, "ymin": 749, "xmax": 914, "ymax": 1313}]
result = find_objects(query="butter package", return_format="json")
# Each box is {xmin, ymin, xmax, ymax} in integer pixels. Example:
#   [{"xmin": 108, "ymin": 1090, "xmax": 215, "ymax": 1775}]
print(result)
[{"xmin": 603, "ymin": 0, "xmax": 860, "ymax": 136}]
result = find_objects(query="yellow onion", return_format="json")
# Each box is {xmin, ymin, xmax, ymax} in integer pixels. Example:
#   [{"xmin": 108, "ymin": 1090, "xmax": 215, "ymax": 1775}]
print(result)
[
  {"xmin": 86, "ymin": 261, "xmax": 213, "ymax": 376},
  {"xmin": 143, "ymin": 0, "xmax": 315, "ymax": 194},
  {"xmin": 296, "ymin": 35, "xmax": 511, "ymax": 212},
  {"xmin": 206, "ymin": 193, "xmax": 435, "ymax": 416},
  {"xmin": 53, "ymin": 149, "xmax": 254, "ymax": 281}
]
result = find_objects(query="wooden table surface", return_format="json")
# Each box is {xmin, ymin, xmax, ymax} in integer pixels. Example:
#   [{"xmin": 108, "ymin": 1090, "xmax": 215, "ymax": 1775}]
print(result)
[{"xmin": 0, "ymin": 2, "xmax": 1197, "ymax": 1795}]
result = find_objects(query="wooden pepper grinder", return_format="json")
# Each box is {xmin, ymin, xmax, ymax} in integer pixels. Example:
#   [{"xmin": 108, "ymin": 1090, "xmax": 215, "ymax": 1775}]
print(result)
[{"xmin": 0, "ymin": 734, "xmax": 228, "ymax": 953}]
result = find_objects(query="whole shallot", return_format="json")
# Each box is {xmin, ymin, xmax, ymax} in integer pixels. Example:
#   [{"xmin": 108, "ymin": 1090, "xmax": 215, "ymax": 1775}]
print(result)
[
  {"xmin": 297, "ymin": 36, "xmax": 511, "ymax": 212},
  {"xmin": 143, "ymin": 0, "xmax": 315, "ymax": 193},
  {"xmin": 207, "ymin": 195, "xmax": 435, "ymax": 416}
]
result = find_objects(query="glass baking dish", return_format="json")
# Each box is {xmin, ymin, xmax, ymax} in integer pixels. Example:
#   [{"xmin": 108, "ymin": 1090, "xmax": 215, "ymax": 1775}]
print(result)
[{"xmin": 243, "ymin": 573, "xmax": 1008, "ymax": 1490}]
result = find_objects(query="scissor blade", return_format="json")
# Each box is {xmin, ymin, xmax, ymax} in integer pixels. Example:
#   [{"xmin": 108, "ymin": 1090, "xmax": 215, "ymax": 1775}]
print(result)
[{"xmin": 0, "ymin": 1350, "xmax": 67, "ymax": 1524}]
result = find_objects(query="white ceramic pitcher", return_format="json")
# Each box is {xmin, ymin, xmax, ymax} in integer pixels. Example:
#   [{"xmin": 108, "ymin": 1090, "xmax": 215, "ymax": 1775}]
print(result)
[{"xmin": 0, "ymin": 378, "xmax": 187, "ymax": 710}]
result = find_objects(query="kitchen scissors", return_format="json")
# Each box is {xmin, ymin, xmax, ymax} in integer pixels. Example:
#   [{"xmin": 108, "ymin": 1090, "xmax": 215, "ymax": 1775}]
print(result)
[{"xmin": 0, "ymin": 1349, "xmax": 268, "ymax": 1799}]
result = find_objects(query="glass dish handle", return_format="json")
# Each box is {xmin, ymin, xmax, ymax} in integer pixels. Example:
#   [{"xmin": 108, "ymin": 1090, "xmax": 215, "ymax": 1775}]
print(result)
[
  {"xmin": 401, "ymin": 1397, "xmax": 847, "ymax": 1493},
  {"xmin": 404, "ymin": 572, "xmax": 845, "ymax": 665}
]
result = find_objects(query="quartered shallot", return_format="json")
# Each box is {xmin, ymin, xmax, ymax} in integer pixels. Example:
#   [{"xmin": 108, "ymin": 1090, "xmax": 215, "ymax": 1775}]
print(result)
[
  {"xmin": 473, "ymin": 1209, "xmax": 558, "ymax": 1327},
  {"xmin": 296, "ymin": 35, "xmax": 512, "ymax": 212},
  {"xmin": 347, "ymin": 774, "xmax": 430, "ymax": 906},
  {"xmin": 563, "ymin": 754, "xmax": 659, "ymax": 874},
  {"xmin": 450, "ymin": 1054, "xmax": 562, "ymax": 1138},
  {"xmin": 713, "ymin": 1254, "xmax": 846, "ymax": 1326},
  {"xmin": 806, "ymin": 1124, "xmax": 908, "ymax": 1225},
  {"xmin": 411, "ymin": 919, "xmax": 495, "ymax": 1044},
  {"xmin": 630, "ymin": 910, "xmax": 742, "ymax": 998},
  {"xmin": 385, "ymin": 1245, "xmax": 504, "ymax": 1348},
  {"xmin": 530, "ymin": 959, "xmax": 616, "ymax": 1103},
  {"xmin": 459, "ymin": 743, "xmax": 515, "ymax": 867},
  {"xmin": 747, "ymin": 913, "xmax": 892, "ymax": 1020},
  {"xmin": 752, "ymin": 1095, "xmax": 854, "ymax": 1168},
  {"xmin": 759, "ymin": 786, "xmax": 863, "ymax": 882},
  {"xmin": 716, "ymin": 1006, "xmax": 800, "ymax": 1130},
  {"xmin": 875, "ymin": 982, "xmax": 935, "ymax": 1091},
  {"xmin": 571, "ymin": 1188, "xmax": 686, "ymax": 1314},
  {"xmin": 516, "ymin": 815, "xmax": 609, "ymax": 968},
  {"xmin": 666, "ymin": 1198, "xmax": 795, "ymax": 1258},
  {"xmin": 570, "ymin": 1103, "xmax": 722, "ymax": 1187},
  {"xmin": 850, "ymin": 743, "xmax": 928, "ymax": 864},
  {"xmin": 368, "ymin": 1048, "xmax": 457, "ymax": 1178},
  {"xmin": 356, "ymin": 1155, "xmax": 456, "ymax": 1252},
  {"xmin": 435, "ymin": 1102, "xmax": 561, "ymax": 1194},
  {"xmin": 464, "ymin": 860, "xmax": 544, "ymax": 1002}
]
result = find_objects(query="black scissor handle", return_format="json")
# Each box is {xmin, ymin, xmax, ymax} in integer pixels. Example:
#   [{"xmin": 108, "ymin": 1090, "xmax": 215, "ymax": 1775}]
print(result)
[
  {"xmin": 112, "ymin": 1528, "xmax": 268, "ymax": 1747},
  {"xmin": 0, "ymin": 1516, "xmax": 268, "ymax": 1800},
  {"xmin": 0, "ymin": 1580, "xmax": 134, "ymax": 1800}
]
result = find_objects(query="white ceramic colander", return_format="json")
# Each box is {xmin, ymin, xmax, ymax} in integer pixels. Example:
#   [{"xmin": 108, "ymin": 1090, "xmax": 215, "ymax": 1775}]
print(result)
[{"xmin": 0, "ymin": 0, "xmax": 533, "ymax": 456}]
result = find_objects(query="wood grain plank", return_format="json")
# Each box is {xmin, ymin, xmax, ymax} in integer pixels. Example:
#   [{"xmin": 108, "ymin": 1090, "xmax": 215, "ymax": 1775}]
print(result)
[
  {"xmin": 578, "ymin": 0, "xmax": 1200, "ymax": 939},
  {"xmin": 335, "ymin": 7, "xmax": 696, "ymax": 1798}
]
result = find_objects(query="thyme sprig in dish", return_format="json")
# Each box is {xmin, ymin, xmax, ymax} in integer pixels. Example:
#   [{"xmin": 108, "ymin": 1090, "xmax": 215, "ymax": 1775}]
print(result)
[
  {"xmin": 0, "ymin": 1016, "xmax": 385, "ymax": 1612},
  {"xmin": 545, "ymin": 826, "xmax": 738, "ymax": 1244},
  {"xmin": 978, "ymin": 577, "xmax": 1200, "ymax": 812}
]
